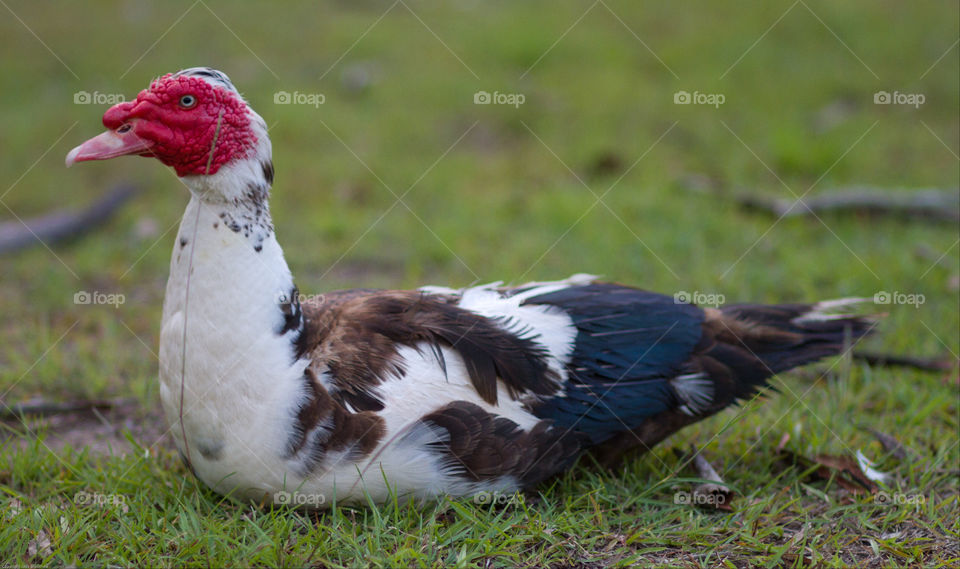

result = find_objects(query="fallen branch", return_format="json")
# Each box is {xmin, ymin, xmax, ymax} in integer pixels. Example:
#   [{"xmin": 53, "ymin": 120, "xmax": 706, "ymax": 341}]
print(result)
[
  {"xmin": 675, "ymin": 446, "xmax": 733, "ymax": 510},
  {"xmin": 854, "ymin": 351, "xmax": 956, "ymax": 372},
  {"xmin": 733, "ymin": 187, "xmax": 958, "ymax": 222},
  {"xmin": 0, "ymin": 398, "xmax": 135, "ymax": 420},
  {"xmin": 0, "ymin": 185, "xmax": 139, "ymax": 254}
]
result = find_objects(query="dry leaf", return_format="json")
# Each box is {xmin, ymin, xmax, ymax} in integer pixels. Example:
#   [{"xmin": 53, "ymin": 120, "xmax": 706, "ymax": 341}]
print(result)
[
  {"xmin": 776, "ymin": 433, "xmax": 791, "ymax": 453},
  {"xmin": 26, "ymin": 529, "xmax": 52, "ymax": 561},
  {"xmin": 863, "ymin": 427, "xmax": 909, "ymax": 460},
  {"xmin": 7, "ymin": 498, "xmax": 23, "ymax": 517},
  {"xmin": 778, "ymin": 449, "xmax": 879, "ymax": 494}
]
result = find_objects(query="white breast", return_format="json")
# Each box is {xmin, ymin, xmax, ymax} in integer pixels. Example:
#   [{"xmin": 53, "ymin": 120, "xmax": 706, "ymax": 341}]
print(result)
[{"xmin": 158, "ymin": 193, "xmax": 306, "ymax": 499}]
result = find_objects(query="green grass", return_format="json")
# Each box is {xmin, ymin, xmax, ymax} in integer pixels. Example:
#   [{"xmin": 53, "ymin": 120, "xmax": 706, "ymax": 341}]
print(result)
[{"xmin": 1, "ymin": 1, "xmax": 957, "ymax": 567}]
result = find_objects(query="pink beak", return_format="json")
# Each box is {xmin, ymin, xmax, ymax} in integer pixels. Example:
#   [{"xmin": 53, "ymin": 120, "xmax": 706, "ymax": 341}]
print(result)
[{"xmin": 65, "ymin": 124, "xmax": 154, "ymax": 167}]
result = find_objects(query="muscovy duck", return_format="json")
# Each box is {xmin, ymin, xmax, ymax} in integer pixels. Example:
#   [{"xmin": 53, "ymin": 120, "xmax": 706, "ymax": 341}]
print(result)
[{"xmin": 66, "ymin": 68, "xmax": 875, "ymax": 506}]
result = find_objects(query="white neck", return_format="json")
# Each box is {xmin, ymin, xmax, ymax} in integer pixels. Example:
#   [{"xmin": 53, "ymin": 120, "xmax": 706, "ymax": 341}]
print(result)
[{"xmin": 157, "ymin": 138, "xmax": 310, "ymax": 496}]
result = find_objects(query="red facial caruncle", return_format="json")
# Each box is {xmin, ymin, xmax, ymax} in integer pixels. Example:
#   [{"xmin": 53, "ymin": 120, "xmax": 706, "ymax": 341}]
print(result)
[{"xmin": 66, "ymin": 73, "xmax": 256, "ymax": 176}]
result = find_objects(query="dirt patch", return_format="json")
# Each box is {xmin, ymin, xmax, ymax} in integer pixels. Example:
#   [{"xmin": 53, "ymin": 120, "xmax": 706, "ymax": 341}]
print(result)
[{"xmin": 1, "ymin": 399, "xmax": 171, "ymax": 457}]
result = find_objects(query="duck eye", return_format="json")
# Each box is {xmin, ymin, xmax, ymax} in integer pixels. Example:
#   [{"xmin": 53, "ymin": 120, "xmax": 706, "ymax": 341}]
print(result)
[{"xmin": 179, "ymin": 94, "xmax": 197, "ymax": 108}]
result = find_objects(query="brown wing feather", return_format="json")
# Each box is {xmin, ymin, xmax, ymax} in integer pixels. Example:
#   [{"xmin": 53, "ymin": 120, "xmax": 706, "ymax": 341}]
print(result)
[
  {"xmin": 419, "ymin": 401, "xmax": 585, "ymax": 486},
  {"xmin": 294, "ymin": 289, "xmax": 560, "ymax": 411}
]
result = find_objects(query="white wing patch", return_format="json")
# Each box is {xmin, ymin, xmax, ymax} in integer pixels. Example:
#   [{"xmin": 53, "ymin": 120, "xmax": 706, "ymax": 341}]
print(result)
[
  {"xmin": 671, "ymin": 373, "xmax": 714, "ymax": 416},
  {"xmin": 421, "ymin": 275, "xmax": 593, "ymax": 394},
  {"xmin": 792, "ymin": 297, "xmax": 872, "ymax": 324},
  {"xmin": 350, "ymin": 344, "xmax": 539, "ymax": 501},
  {"xmin": 376, "ymin": 345, "xmax": 542, "ymax": 433}
]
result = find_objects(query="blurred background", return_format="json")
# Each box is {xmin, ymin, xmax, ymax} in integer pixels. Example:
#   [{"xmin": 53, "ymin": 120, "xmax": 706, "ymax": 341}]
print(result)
[{"xmin": 0, "ymin": 1, "xmax": 956, "ymax": 446}]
